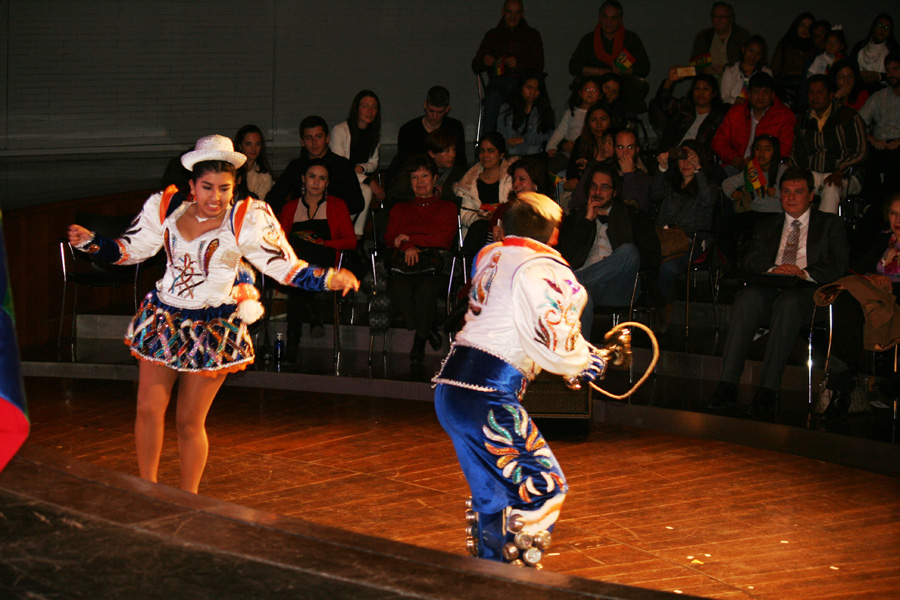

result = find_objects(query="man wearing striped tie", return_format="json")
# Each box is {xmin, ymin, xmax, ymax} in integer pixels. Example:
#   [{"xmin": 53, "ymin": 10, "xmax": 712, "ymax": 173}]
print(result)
[{"xmin": 706, "ymin": 166, "xmax": 849, "ymax": 417}]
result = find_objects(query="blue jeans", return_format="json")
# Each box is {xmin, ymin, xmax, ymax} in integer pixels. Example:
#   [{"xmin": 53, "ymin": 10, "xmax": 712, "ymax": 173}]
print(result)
[{"xmin": 574, "ymin": 243, "xmax": 640, "ymax": 338}]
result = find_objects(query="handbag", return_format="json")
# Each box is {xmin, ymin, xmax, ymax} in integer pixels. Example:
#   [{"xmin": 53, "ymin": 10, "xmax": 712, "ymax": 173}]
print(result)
[
  {"xmin": 656, "ymin": 225, "xmax": 691, "ymax": 260},
  {"xmin": 390, "ymin": 248, "xmax": 443, "ymax": 276}
]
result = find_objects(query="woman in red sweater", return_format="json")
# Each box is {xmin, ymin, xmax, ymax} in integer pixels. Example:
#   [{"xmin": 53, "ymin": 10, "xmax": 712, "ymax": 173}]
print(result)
[
  {"xmin": 279, "ymin": 159, "xmax": 357, "ymax": 354},
  {"xmin": 385, "ymin": 154, "xmax": 458, "ymax": 363}
]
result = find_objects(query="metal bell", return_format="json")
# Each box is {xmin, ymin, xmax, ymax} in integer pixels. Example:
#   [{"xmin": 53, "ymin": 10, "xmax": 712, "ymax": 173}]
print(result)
[
  {"xmin": 465, "ymin": 510, "xmax": 478, "ymax": 525},
  {"xmin": 514, "ymin": 531, "xmax": 534, "ymax": 549},
  {"xmin": 466, "ymin": 524, "xmax": 478, "ymax": 538},
  {"xmin": 465, "ymin": 497, "xmax": 473, "ymax": 509},
  {"xmin": 510, "ymin": 559, "xmax": 526, "ymax": 567},
  {"xmin": 466, "ymin": 537, "xmax": 479, "ymax": 556},
  {"xmin": 522, "ymin": 547, "xmax": 543, "ymax": 566},
  {"xmin": 502, "ymin": 542, "xmax": 520, "ymax": 562},
  {"xmin": 506, "ymin": 513, "xmax": 525, "ymax": 533},
  {"xmin": 532, "ymin": 530, "xmax": 552, "ymax": 550}
]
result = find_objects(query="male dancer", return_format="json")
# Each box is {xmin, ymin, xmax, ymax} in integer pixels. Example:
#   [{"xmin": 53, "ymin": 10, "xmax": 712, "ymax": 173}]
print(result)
[{"xmin": 433, "ymin": 192, "xmax": 611, "ymax": 567}]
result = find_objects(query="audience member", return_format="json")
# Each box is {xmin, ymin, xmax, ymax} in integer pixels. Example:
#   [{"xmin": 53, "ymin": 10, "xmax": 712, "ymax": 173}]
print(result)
[
  {"xmin": 849, "ymin": 14, "xmax": 899, "ymax": 89},
  {"xmin": 278, "ymin": 159, "xmax": 357, "ymax": 355},
  {"xmin": 471, "ymin": 0, "xmax": 545, "ymax": 133},
  {"xmin": 805, "ymin": 28, "xmax": 846, "ymax": 79},
  {"xmin": 565, "ymin": 102, "xmax": 614, "ymax": 190},
  {"xmin": 831, "ymin": 58, "xmax": 871, "ymax": 111},
  {"xmin": 384, "ymin": 155, "xmax": 458, "ymax": 363},
  {"xmin": 390, "ymin": 86, "xmax": 467, "ymax": 175},
  {"xmin": 651, "ymin": 71, "xmax": 726, "ymax": 169},
  {"xmin": 613, "ymin": 128, "xmax": 653, "ymax": 215},
  {"xmin": 556, "ymin": 162, "xmax": 660, "ymax": 339},
  {"xmin": 264, "ymin": 116, "xmax": 364, "ymax": 216},
  {"xmin": 497, "ymin": 70, "xmax": 555, "ymax": 157},
  {"xmin": 689, "ymin": 2, "xmax": 751, "ymax": 80},
  {"xmin": 455, "ymin": 132, "xmax": 514, "ymax": 251},
  {"xmin": 859, "ymin": 52, "xmax": 900, "ymax": 205},
  {"xmin": 385, "ymin": 130, "xmax": 466, "ymax": 211},
  {"xmin": 720, "ymin": 134, "xmax": 787, "ymax": 265},
  {"xmin": 329, "ymin": 90, "xmax": 385, "ymax": 237},
  {"xmin": 790, "ymin": 75, "xmax": 867, "ymax": 214},
  {"xmin": 490, "ymin": 157, "xmax": 551, "ymax": 243},
  {"xmin": 706, "ymin": 166, "xmax": 849, "ymax": 417},
  {"xmin": 234, "ymin": 124, "xmax": 273, "ymax": 201},
  {"xmin": 712, "ymin": 72, "xmax": 796, "ymax": 174},
  {"xmin": 817, "ymin": 192, "xmax": 900, "ymax": 419},
  {"xmin": 652, "ymin": 140, "xmax": 718, "ymax": 329},
  {"xmin": 568, "ymin": 1, "xmax": 651, "ymax": 115},
  {"xmin": 720, "ymin": 35, "xmax": 772, "ymax": 106},
  {"xmin": 771, "ymin": 12, "xmax": 817, "ymax": 109},
  {"xmin": 810, "ymin": 20, "xmax": 833, "ymax": 55},
  {"xmin": 598, "ymin": 72, "xmax": 628, "ymax": 125},
  {"xmin": 547, "ymin": 76, "xmax": 602, "ymax": 172}
]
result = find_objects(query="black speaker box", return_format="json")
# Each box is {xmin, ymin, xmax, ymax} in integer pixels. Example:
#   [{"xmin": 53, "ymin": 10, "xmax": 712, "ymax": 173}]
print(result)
[{"xmin": 521, "ymin": 370, "xmax": 592, "ymax": 419}]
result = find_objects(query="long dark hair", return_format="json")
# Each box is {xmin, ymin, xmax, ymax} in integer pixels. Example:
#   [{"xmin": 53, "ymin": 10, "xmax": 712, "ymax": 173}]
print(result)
[
  {"xmin": 686, "ymin": 74, "xmax": 725, "ymax": 113},
  {"xmin": 347, "ymin": 89, "xmax": 381, "ymax": 160},
  {"xmin": 507, "ymin": 157, "xmax": 550, "ymax": 196},
  {"xmin": 234, "ymin": 124, "xmax": 271, "ymax": 174},
  {"xmin": 505, "ymin": 70, "xmax": 555, "ymax": 134},
  {"xmin": 752, "ymin": 134, "xmax": 781, "ymax": 190},
  {"xmin": 566, "ymin": 75, "xmax": 603, "ymax": 114},
  {"xmin": 780, "ymin": 12, "xmax": 816, "ymax": 51},
  {"xmin": 574, "ymin": 102, "xmax": 612, "ymax": 161},
  {"xmin": 831, "ymin": 58, "xmax": 866, "ymax": 105},
  {"xmin": 667, "ymin": 139, "xmax": 706, "ymax": 195}
]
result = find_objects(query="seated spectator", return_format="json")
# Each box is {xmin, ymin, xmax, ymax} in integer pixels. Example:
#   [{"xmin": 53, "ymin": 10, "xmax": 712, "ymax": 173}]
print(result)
[
  {"xmin": 547, "ymin": 76, "xmax": 602, "ymax": 173},
  {"xmin": 491, "ymin": 157, "xmax": 551, "ymax": 242},
  {"xmin": 790, "ymin": 75, "xmax": 867, "ymax": 214},
  {"xmin": 652, "ymin": 140, "xmax": 719, "ymax": 328},
  {"xmin": 278, "ymin": 159, "xmax": 357, "ymax": 356},
  {"xmin": 234, "ymin": 124, "xmax": 273, "ymax": 201},
  {"xmin": 568, "ymin": 1, "xmax": 651, "ymax": 115},
  {"xmin": 720, "ymin": 134, "xmax": 787, "ymax": 265},
  {"xmin": 556, "ymin": 162, "xmax": 660, "ymax": 340},
  {"xmin": 264, "ymin": 116, "xmax": 364, "ymax": 216},
  {"xmin": 650, "ymin": 71, "xmax": 726, "ymax": 169},
  {"xmin": 720, "ymin": 35, "xmax": 772, "ymax": 106},
  {"xmin": 329, "ymin": 90, "xmax": 385, "ymax": 237},
  {"xmin": 497, "ymin": 70, "xmax": 555, "ymax": 158},
  {"xmin": 564, "ymin": 103, "xmax": 614, "ymax": 191},
  {"xmin": 804, "ymin": 28, "xmax": 846, "ymax": 79},
  {"xmin": 389, "ymin": 86, "xmax": 467, "ymax": 175},
  {"xmin": 384, "ymin": 155, "xmax": 458, "ymax": 363},
  {"xmin": 859, "ymin": 52, "xmax": 900, "ymax": 206},
  {"xmin": 471, "ymin": 0, "xmax": 545, "ymax": 134},
  {"xmin": 810, "ymin": 20, "xmax": 833, "ymax": 56},
  {"xmin": 689, "ymin": 2, "xmax": 751, "ymax": 81},
  {"xmin": 598, "ymin": 72, "xmax": 627, "ymax": 125},
  {"xmin": 817, "ymin": 192, "xmax": 900, "ymax": 419},
  {"xmin": 771, "ymin": 12, "xmax": 817, "ymax": 109},
  {"xmin": 849, "ymin": 13, "xmax": 900, "ymax": 90},
  {"xmin": 613, "ymin": 127, "xmax": 653, "ymax": 215},
  {"xmin": 705, "ymin": 166, "xmax": 849, "ymax": 418},
  {"xmin": 385, "ymin": 130, "xmax": 467, "ymax": 212},
  {"xmin": 455, "ymin": 132, "xmax": 514, "ymax": 251},
  {"xmin": 822, "ymin": 194, "xmax": 900, "ymax": 420},
  {"xmin": 712, "ymin": 72, "xmax": 796, "ymax": 175},
  {"xmin": 831, "ymin": 58, "xmax": 871, "ymax": 111}
]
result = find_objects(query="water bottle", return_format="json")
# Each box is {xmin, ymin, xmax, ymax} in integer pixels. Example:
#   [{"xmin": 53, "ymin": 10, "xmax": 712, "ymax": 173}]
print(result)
[{"xmin": 274, "ymin": 332, "xmax": 284, "ymax": 372}]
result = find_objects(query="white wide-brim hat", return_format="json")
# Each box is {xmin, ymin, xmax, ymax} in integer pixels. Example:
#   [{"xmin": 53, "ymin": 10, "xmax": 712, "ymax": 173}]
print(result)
[{"xmin": 181, "ymin": 134, "xmax": 247, "ymax": 171}]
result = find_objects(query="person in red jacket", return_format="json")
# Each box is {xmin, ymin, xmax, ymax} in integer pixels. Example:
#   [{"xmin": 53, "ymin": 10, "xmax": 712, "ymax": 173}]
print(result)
[
  {"xmin": 279, "ymin": 159, "xmax": 357, "ymax": 353},
  {"xmin": 712, "ymin": 72, "xmax": 796, "ymax": 174},
  {"xmin": 385, "ymin": 155, "xmax": 459, "ymax": 363}
]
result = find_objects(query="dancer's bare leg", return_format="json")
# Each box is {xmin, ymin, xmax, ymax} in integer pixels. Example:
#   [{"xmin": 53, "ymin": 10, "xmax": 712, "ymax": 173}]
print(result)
[
  {"xmin": 175, "ymin": 371, "xmax": 227, "ymax": 493},
  {"xmin": 135, "ymin": 360, "xmax": 178, "ymax": 483}
]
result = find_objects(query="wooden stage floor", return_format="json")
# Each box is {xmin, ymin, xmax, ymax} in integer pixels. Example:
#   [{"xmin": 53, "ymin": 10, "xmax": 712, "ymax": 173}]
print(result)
[{"xmin": 14, "ymin": 376, "xmax": 900, "ymax": 599}]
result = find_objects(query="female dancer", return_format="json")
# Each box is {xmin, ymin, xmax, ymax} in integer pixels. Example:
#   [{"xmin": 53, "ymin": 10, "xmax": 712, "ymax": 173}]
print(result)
[{"xmin": 67, "ymin": 135, "xmax": 359, "ymax": 493}]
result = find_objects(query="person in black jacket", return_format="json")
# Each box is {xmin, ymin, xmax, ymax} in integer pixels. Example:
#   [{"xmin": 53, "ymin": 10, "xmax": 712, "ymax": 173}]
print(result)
[
  {"xmin": 264, "ymin": 116, "xmax": 365, "ymax": 217},
  {"xmin": 556, "ymin": 162, "xmax": 661, "ymax": 340}
]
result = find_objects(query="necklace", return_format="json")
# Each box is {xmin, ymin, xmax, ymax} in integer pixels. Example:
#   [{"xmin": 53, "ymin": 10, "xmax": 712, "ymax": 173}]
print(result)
[{"xmin": 195, "ymin": 214, "xmax": 216, "ymax": 223}]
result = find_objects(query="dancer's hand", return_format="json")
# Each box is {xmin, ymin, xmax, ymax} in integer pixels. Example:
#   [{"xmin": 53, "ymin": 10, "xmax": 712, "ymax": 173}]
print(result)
[
  {"xmin": 67, "ymin": 224, "xmax": 93, "ymax": 247},
  {"xmin": 329, "ymin": 268, "xmax": 360, "ymax": 296}
]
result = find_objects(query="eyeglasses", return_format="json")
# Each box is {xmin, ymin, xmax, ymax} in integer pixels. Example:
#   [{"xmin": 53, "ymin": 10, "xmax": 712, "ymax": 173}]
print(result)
[{"xmin": 589, "ymin": 184, "xmax": 615, "ymax": 192}]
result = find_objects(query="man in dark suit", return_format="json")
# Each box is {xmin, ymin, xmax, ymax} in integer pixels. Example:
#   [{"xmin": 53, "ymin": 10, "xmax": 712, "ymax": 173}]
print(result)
[
  {"xmin": 556, "ymin": 162, "xmax": 661, "ymax": 341},
  {"xmin": 264, "ymin": 116, "xmax": 365, "ymax": 216},
  {"xmin": 707, "ymin": 166, "xmax": 849, "ymax": 416}
]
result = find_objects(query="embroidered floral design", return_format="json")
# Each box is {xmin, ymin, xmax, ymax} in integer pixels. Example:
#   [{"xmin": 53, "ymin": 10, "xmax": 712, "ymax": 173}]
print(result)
[
  {"xmin": 534, "ymin": 278, "xmax": 582, "ymax": 351},
  {"xmin": 470, "ymin": 252, "xmax": 501, "ymax": 316},
  {"xmin": 170, "ymin": 254, "xmax": 204, "ymax": 298},
  {"xmin": 483, "ymin": 404, "xmax": 565, "ymax": 505},
  {"xmin": 202, "ymin": 239, "xmax": 220, "ymax": 276}
]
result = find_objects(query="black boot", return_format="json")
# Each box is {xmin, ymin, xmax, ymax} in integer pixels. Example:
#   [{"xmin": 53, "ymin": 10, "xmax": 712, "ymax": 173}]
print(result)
[
  {"xmin": 745, "ymin": 388, "xmax": 779, "ymax": 418},
  {"xmin": 410, "ymin": 335, "xmax": 426, "ymax": 364},
  {"xmin": 705, "ymin": 381, "xmax": 737, "ymax": 410}
]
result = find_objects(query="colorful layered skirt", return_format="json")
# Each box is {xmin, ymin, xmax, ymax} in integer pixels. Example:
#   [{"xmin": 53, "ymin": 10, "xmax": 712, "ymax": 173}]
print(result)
[{"xmin": 126, "ymin": 290, "xmax": 254, "ymax": 375}]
